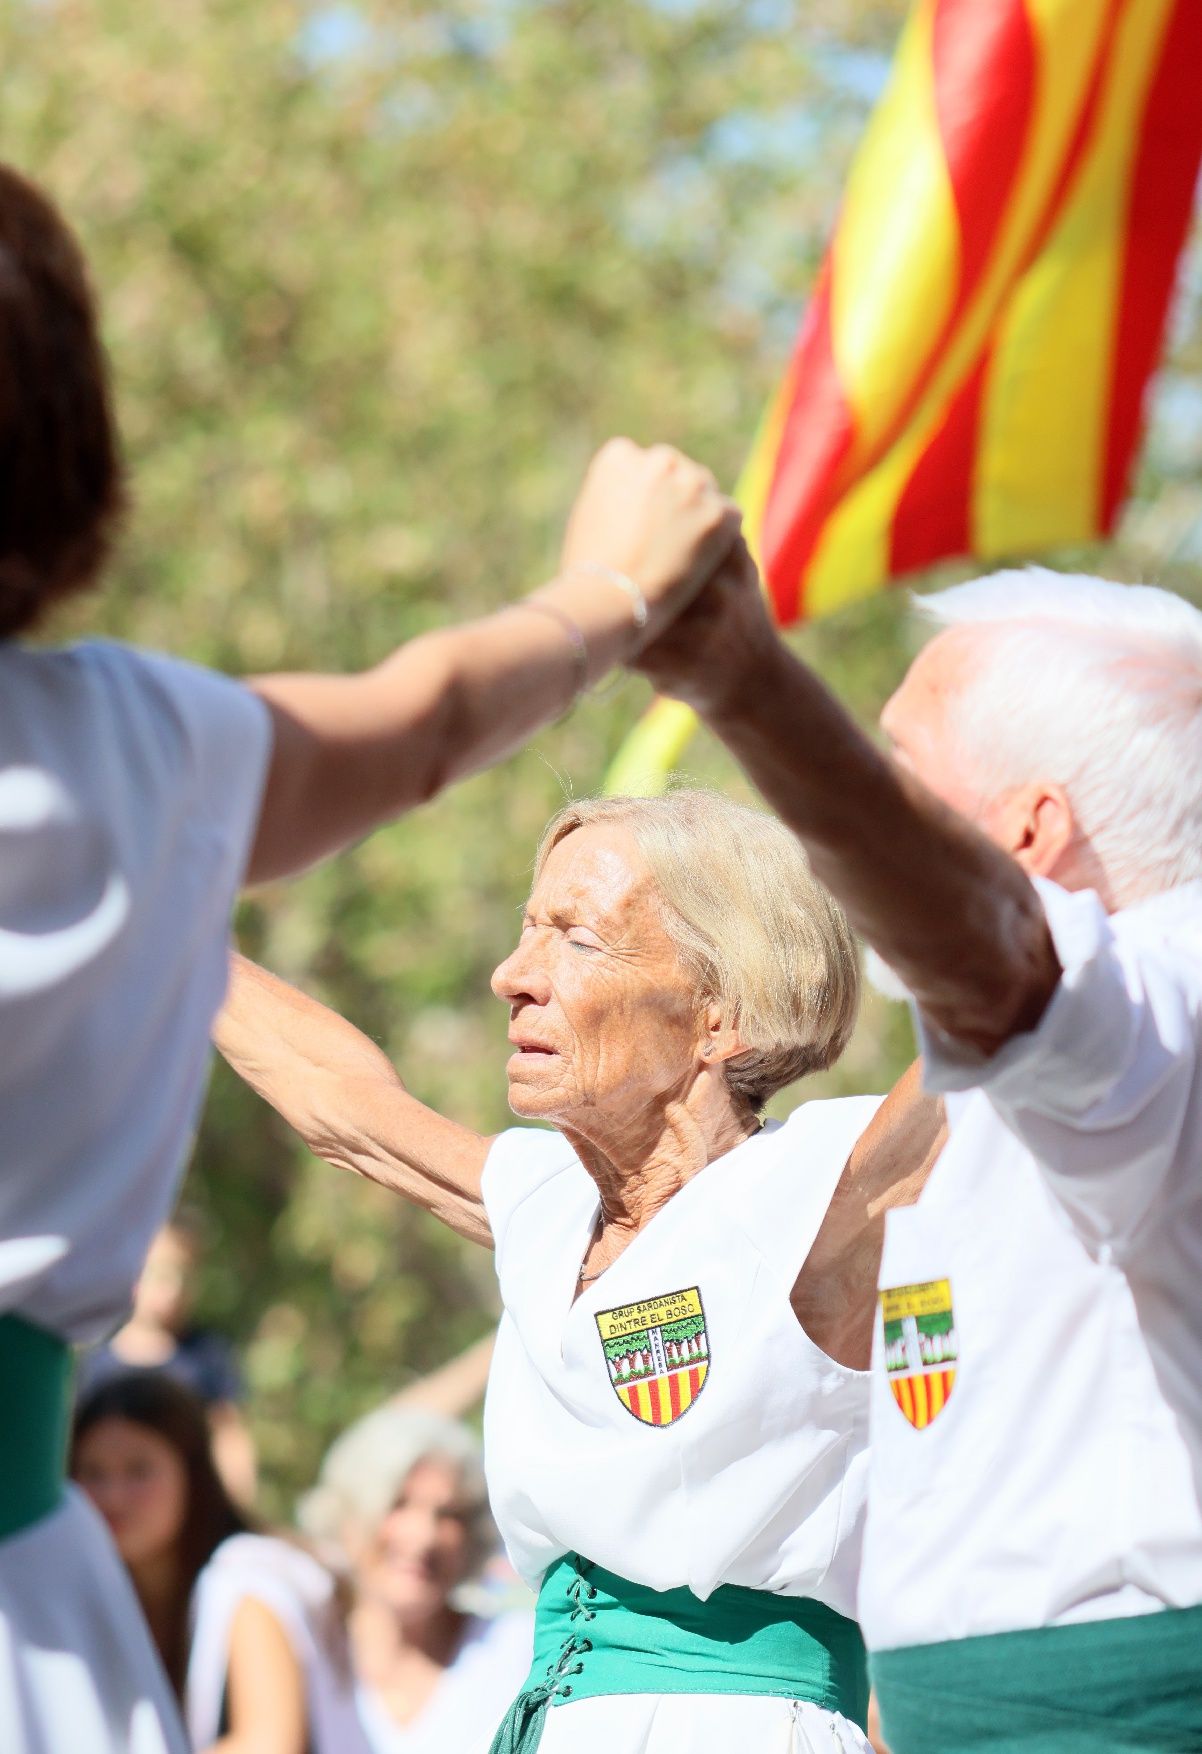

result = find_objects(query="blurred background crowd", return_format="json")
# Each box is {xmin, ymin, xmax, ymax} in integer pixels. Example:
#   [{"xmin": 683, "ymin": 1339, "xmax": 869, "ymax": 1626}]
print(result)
[{"xmin": 70, "ymin": 1216, "xmax": 526, "ymax": 1751}]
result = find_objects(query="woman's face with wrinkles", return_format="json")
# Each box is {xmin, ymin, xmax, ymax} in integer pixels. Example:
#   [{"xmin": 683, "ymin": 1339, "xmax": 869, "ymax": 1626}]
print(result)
[{"xmin": 490, "ymin": 825, "xmax": 706, "ymax": 1143}]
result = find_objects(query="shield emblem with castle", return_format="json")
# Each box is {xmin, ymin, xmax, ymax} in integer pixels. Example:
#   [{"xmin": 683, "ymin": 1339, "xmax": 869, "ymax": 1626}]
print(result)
[
  {"xmin": 879, "ymin": 1278, "xmax": 957, "ymax": 1429},
  {"xmin": 595, "ymin": 1286, "xmax": 709, "ymax": 1427}
]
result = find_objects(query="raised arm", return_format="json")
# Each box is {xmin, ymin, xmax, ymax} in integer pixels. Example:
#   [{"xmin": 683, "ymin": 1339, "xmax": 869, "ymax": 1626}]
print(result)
[
  {"xmin": 636, "ymin": 544, "xmax": 1059, "ymax": 1058},
  {"xmin": 391, "ymin": 1331, "xmax": 496, "ymax": 1417},
  {"xmin": 245, "ymin": 440, "xmax": 740, "ymax": 883},
  {"xmin": 214, "ymin": 955, "xmax": 493, "ymax": 1246}
]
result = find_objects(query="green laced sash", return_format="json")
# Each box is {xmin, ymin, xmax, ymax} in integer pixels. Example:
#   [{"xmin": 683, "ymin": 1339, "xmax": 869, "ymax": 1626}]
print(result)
[
  {"xmin": 489, "ymin": 1554, "xmax": 868, "ymax": 1754},
  {"xmin": 0, "ymin": 1313, "xmax": 72, "ymax": 1543}
]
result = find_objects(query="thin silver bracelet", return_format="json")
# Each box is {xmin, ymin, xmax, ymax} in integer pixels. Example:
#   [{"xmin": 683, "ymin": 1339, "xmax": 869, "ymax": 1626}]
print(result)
[
  {"xmin": 570, "ymin": 563, "xmax": 649, "ymax": 630},
  {"xmin": 510, "ymin": 597, "xmax": 589, "ymax": 704}
]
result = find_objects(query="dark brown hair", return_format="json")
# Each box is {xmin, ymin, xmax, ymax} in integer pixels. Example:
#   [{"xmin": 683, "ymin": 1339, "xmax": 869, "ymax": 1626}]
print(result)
[
  {"xmin": 72, "ymin": 1373, "xmax": 251, "ymax": 1695},
  {"xmin": 0, "ymin": 163, "xmax": 124, "ymax": 640}
]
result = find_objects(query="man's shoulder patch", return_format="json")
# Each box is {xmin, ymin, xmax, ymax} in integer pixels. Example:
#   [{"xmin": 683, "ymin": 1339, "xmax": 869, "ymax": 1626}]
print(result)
[{"xmin": 880, "ymin": 1278, "xmax": 958, "ymax": 1429}]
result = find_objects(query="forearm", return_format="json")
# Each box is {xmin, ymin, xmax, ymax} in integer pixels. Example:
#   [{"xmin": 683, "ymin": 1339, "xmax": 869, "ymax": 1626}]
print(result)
[
  {"xmin": 214, "ymin": 956, "xmax": 492, "ymax": 1242},
  {"xmin": 392, "ymin": 1332, "xmax": 496, "ymax": 1416},
  {"xmin": 214, "ymin": 955, "xmax": 398, "ymax": 1139},
  {"xmin": 209, "ymin": 1405, "xmax": 258, "ymax": 1509},
  {"xmin": 207, "ymin": 1597, "xmax": 307, "ymax": 1754},
  {"xmin": 249, "ymin": 571, "xmax": 641, "ymax": 882},
  {"xmin": 243, "ymin": 437, "xmax": 741, "ymax": 882},
  {"xmin": 704, "ymin": 638, "xmax": 1058, "ymax": 1053}
]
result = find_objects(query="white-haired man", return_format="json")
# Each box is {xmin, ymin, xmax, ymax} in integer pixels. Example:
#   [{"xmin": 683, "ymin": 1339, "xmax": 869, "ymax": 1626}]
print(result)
[{"xmin": 640, "ymin": 558, "xmax": 1202, "ymax": 1753}]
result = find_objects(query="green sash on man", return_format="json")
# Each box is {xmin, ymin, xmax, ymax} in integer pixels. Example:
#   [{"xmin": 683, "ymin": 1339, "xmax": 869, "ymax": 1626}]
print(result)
[{"xmin": 872, "ymin": 1604, "xmax": 1202, "ymax": 1754}]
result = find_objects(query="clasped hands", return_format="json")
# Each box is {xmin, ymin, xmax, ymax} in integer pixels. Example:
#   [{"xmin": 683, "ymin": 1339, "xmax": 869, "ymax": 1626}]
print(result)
[{"xmin": 559, "ymin": 436, "xmax": 779, "ymax": 715}]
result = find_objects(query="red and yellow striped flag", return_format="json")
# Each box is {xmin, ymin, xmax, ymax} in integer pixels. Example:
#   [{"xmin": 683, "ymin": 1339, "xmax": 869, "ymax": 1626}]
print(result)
[{"xmin": 606, "ymin": 0, "xmax": 1202, "ymax": 795}]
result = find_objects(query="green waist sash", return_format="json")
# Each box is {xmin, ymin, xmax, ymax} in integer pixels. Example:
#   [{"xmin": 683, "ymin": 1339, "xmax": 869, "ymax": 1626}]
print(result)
[
  {"xmin": 490, "ymin": 1554, "xmax": 868, "ymax": 1754},
  {"xmin": 872, "ymin": 1603, "xmax": 1202, "ymax": 1754},
  {"xmin": 0, "ymin": 1313, "xmax": 72, "ymax": 1543}
]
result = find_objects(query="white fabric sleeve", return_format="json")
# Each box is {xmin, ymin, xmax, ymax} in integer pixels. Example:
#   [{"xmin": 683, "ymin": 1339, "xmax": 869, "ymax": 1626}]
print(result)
[
  {"xmin": 481, "ymin": 1126, "xmax": 578, "ymax": 1261},
  {"xmin": 917, "ymin": 878, "xmax": 1202, "ymax": 1251},
  {"xmin": 93, "ymin": 643, "xmax": 273, "ymax": 890},
  {"xmin": 185, "ymin": 1536, "xmax": 324, "ymax": 1748}
]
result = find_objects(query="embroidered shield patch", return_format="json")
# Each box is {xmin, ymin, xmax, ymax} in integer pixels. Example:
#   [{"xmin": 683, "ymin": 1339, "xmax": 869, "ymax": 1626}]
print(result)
[
  {"xmin": 880, "ymin": 1278, "xmax": 957, "ymax": 1430},
  {"xmin": 595, "ymin": 1286, "xmax": 709, "ymax": 1427}
]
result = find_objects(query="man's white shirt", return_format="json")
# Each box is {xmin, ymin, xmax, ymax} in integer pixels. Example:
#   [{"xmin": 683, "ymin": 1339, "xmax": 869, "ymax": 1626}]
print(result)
[{"xmin": 861, "ymin": 877, "xmax": 1202, "ymax": 1650}]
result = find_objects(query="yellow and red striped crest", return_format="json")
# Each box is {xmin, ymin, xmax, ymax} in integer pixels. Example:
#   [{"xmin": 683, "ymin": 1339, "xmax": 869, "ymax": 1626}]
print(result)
[
  {"xmin": 880, "ymin": 1278, "xmax": 958, "ymax": 1431},
  {"xmin": 596, "ymin": 1287, "xmax": 710, "ymax": 1428}
]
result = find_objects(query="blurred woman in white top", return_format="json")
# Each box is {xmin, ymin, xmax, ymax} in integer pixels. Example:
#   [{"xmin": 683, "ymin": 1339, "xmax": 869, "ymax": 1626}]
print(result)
[
  {"xmin": 72, "ymin": 1373, "xmax": 369, "ymax": 1754},
  {"xmin": 0, "ymin": 160, "xmax": 739, "ymax": 1754},
  {"xmin": 299, "ymin": 1405, "xmax": 532, "ymax": 1754}
]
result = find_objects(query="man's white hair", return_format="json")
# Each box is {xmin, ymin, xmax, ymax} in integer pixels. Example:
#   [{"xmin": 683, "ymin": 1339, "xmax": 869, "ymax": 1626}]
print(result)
[{"xmin": 914, "ymin": 567, "xmax": 1202, "ymax": 904}]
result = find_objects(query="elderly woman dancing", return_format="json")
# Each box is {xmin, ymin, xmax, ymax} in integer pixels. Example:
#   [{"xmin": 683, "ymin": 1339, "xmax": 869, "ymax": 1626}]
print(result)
[{"xmin": 218, "ymin": 789, "xmax": 883, "ymax": 1754}]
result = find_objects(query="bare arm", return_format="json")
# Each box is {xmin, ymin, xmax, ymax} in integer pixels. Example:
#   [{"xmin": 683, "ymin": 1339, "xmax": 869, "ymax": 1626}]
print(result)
[
  {"xmin": 790, "ymin": 1068, "xmax": 946, "ymax": 1369},
  {"xmin": 867, "ymin": 1692, "xmax": 891, "ymax": 1754},
  {"xmin": 208, "ymin": 1403, "xmax": 258, "ymax": 1509},
  {"xmin": 245, "ymin": 440, "xmax": 741, "ymax": 883},
  {"xmin": 391, "ymin": 1332, "xmax": 496, "ymax": 1417},
  {"xmin": 214, "ymin": 954, "xmax": 493, "ymax": 1246},
  {"xmin": 206, "ymin": 1596, "xmax": 307, "ymax": 1754},
  {"xmin": 636, "ymin": 545, "xmax": 1059, "ymax": 1056}
]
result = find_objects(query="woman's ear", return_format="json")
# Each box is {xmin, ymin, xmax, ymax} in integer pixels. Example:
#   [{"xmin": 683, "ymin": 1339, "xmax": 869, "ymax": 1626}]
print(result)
[{"xmin": 699, "ymin": 999, "xmax": 747, "ymax": 1067}]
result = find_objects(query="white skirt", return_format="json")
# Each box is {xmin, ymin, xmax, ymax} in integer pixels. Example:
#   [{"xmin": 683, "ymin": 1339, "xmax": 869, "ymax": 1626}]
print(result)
[
  {"xmin": 538, "ymin": 1693, "xmax": 873, "ymax": 1753},
  {"xmin": 0, "ymin": 1488, "xmax": 187, "ymax": 1754}
]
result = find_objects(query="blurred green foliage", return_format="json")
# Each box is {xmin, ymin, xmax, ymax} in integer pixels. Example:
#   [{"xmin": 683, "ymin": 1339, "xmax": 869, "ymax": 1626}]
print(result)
[{"xmin": 8, "ymin": 0, "xmax": 1198, "ymax": 1512}]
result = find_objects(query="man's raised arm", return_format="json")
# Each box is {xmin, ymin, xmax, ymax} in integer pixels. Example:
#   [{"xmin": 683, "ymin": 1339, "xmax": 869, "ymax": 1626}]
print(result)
[
  {"xmin": 214, "ymin": 955, "xmax": 493, "ymax": 1246},
  {"xmin": 636, "ymin": 544, "xmax": 1060, "ymax": 1059}
]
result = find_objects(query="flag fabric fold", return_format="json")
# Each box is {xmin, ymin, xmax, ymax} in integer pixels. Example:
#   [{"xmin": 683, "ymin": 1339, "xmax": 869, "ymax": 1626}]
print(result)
[{"xmin": 606, "ymin": 0, "xmax": 1202, "ymax": 796}]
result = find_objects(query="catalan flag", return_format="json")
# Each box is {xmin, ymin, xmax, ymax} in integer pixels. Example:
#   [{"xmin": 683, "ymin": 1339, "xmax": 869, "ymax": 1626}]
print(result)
[{"xmin": 605, "ymin": 0, "xmax": 1202, "ymax": 795}]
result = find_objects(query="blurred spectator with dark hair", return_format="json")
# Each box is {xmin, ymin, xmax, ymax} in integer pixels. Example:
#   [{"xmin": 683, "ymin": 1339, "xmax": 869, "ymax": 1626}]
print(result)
[
  {"xmin": 73, "ymin": 1374, "xmax": 370, "ymax": 1754},
  {"xmin": 0, "ymin": 161, "xmax": 125, "ymax": 640},
  {"xmin": 77, "ymin": 1215, "xmax": 257, "ymax": 1506}
]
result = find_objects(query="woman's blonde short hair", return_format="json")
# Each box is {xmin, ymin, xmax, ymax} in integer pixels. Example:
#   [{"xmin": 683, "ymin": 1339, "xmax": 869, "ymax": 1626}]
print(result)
[{"xmin": 535, "ymin": 790, "xmax": 859, "ymax": 1110}]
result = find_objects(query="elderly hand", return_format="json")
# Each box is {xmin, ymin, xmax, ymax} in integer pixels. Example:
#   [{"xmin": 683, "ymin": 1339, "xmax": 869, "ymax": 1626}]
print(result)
[
  {"xmin": 632, "ymin": 534, "xmax": 780, "ymax": 711},
  {"xmin": 560, "ymin": 439, "xmax": 743, "ymax": 641}
]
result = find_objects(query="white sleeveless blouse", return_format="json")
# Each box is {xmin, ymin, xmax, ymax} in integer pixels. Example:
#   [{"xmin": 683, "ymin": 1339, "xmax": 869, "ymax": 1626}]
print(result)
[{"xmin": 481, "ymin": 1098, "xmax": 880, "ymax": 1618}]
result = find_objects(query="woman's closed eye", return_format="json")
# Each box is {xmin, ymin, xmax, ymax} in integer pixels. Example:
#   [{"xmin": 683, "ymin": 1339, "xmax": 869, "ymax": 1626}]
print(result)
[{"xmin": 567, "ymin": 930, "xmax": 604, "ymax": 954}]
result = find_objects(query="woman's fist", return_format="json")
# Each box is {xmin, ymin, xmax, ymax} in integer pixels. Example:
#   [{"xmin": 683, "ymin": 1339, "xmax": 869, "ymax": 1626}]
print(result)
[{"xmin": 561, "ymin": 439, "xmax": 742, "ymax": 639}]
